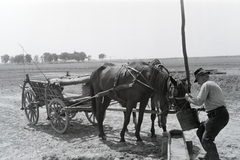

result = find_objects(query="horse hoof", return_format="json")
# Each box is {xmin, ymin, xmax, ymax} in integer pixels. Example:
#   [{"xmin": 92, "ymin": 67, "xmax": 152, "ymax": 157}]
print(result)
[
  {"xmin": 151, "ymin": 134, "xmax": 156, "ymax": 138},
  {"xmin": 162, "ymin": 131, "xmax": 169, "ymax": 137},
  {"xmin": 120, "ymin": 139, "xmax": 125, "ymax": 142},
  {"xmin": 137, "ymin": 138, "xmax": 142, "ymax": 142},
  {"xmin": 99, "ymin": 134, "xmax": 106, "ymax": 140},
  {"xmin": 102, "ymin": 136, "xmax": 106, "ymax": 140}
]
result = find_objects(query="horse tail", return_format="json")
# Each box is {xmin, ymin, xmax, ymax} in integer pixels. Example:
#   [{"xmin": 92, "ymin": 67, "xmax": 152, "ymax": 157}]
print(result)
[{"xmin": 90, "ymin": 64, "xmax": 111, "ymax": 117}]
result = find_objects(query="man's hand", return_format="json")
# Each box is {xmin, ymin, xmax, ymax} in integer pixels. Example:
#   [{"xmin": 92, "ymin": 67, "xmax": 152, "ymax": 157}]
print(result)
[{"xmin": 185, "ymin": 93, "xmax": 192, "ymax": 102}]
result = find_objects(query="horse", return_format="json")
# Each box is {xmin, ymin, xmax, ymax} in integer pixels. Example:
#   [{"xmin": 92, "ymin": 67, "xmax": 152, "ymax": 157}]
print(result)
[
  {"xmin": 167, "ymin": 77, "xmax": 191, "ymax": 112},
  {"xmin": 90, "ymin": 60, "xmax": 190, "ymax": 142}
]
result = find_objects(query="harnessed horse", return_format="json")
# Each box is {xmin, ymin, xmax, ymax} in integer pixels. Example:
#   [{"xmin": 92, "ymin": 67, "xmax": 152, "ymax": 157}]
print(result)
[{"xmin": 90, "ymin": 60, "xmax": 190, "ymax": 142}]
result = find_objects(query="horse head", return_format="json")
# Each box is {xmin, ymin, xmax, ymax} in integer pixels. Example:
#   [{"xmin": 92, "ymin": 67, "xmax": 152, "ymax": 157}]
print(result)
[
  {"xmin": 147, "ymin": 60, "xmax": 191, "ymax": 134},
  {"xmin": 148, "ymin": 61, "xmax": 190, "ymax": 112},
  {"xmin": 168, "ymin": 76, "xmax": 191, "ymax": 112}
]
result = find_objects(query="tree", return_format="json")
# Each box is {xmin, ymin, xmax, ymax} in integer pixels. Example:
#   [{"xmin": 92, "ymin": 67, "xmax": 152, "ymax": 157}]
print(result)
[
  {"xmin": 34, "ymin": 55, "xmax": 39, "ymax": 63},
  {"xmin": 14, "ymin": 54, "xmax": 24, "ymax": 63},
  {"xmin": 42, "ymin": 52, "xmax": 53, "ymax": 62},
  {"xmin": 99, "ymin": 53, "xmax": 106, "ymax": 60},
  {"xmin": 59, "ymin": 52, "xmax": 69, "ymax": 61},
  {"xmin": 1, "ymin": 54, "xmax": 10, "ymax": 63},
  {"xmin": 69, "ymin": 51, "xmax": 86, "ymax": 62},
  {"xmin": 25, "ymin": 54, "xmax": 32, "ymax": 63},
  {"xmin": 78, "ymin": 52, "xmax": 86, "ymax": 62},
  {"xmin": 9, "ymin": 56, "xmax": 15, "ymax": 63},
  {"xmin": 86, "ymin": 55, "xmax": 92, "ymax": 61},
  {"xmin": 73, "ymin": 51, "xmax": 81, "ymax": 62},
  {"xmin": 51, "ymin": 53, "xmax": 58, "ymax": 62}
]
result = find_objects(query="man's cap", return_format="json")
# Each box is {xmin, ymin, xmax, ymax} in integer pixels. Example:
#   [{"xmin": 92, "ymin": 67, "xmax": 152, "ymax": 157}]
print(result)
[{"xmin": 194, "ymin": 68, "xmax": 210, "ymax": 83}]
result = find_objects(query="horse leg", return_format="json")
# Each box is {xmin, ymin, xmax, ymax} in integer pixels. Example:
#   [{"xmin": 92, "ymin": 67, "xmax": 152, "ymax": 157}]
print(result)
[
  {"xmin": 135, "ymin": 100, "xmax": 148, "ymax": 141},
  {"xmin": 120, "ymin": 101, "xmax": 135, "ymax": 142},
  {"xmin": 132, "ymin": 111, "xmax": 137, "ymax": 129},
  {"xmin": 95, "ymin": 96, "xmax": 105, "ymax": 139},
  {"xmin": 121, "ymin": 102, "xmax": 136, "ymax": 132},
  {"xmin": 123, "ymin": 111, "xmax": 137, "ymax": 132},
  {"xmin": 98, "ymin": 96, "xmax": 111, "ymax": 140},
  {"xmin": 150, "ymin": 97, "xmax": 157, "ymax": 138},
  {"xmin": 159, "ymin": 101, "xmax": 168, "ymax": 137},
  {"xmin": 160, "ymin": 112, "xmax": 168, "ymax": 137}
]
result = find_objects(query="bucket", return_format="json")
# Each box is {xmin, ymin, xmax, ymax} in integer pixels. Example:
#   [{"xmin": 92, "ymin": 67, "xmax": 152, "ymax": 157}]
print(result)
[{"xmin": 176, "ymin": 109, "xmax": 200, "ymax": 131}]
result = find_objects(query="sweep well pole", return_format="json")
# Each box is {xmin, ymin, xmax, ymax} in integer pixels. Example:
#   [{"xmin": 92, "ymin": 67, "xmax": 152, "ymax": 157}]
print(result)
[{"xmin": 180, "ymin": 0, "xmax": 191, "ymax": 93}]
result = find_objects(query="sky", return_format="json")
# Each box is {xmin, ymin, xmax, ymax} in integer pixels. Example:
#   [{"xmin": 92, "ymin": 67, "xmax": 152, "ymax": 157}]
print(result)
[{"xmin": 0, "ymin": 0, "xmax": 240, "ymax": 60}]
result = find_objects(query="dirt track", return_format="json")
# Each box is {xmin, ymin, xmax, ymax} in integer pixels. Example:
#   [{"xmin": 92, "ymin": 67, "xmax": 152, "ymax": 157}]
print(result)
[{"xmin": 0, "ymin": 86, "xmax": 166, "ymax": 160}]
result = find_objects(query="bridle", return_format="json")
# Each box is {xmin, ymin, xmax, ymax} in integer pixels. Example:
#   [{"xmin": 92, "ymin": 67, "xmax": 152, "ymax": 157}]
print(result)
[{"xmin": 167, "ymin": 78, "xmax": 189, "ymax": 112}]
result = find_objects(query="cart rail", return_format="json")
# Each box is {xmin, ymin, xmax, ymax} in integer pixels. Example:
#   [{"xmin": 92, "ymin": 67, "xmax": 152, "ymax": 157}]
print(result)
[{"xmin": 24, "ymin": 74, "xmax": 91, "ymax": 106}]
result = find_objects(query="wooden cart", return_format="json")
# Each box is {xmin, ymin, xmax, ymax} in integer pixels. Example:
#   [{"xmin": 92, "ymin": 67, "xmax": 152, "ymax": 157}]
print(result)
[{"xmin": 21, "ymin": 74, "xmax": 96, "ymax": 134}]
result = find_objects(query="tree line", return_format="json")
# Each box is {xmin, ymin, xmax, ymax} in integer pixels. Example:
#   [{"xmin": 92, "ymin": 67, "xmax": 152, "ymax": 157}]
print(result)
[{"xmin": 1, "ymin": 52, "xmax": 107, "ymax": 63}]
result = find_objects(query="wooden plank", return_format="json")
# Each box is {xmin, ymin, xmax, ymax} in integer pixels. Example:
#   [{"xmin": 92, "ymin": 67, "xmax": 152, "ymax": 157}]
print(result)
[
  {"xmin": 63, "ymin": 104, "xmax": 92, "ymax": 112},
  {"xmin": 214, "ymin": 71, "xmax": 226, "ymax": 74},
  {"xmin": 50, "ymin": 75, "xmax": 90, "ymax": 86},
  {"xmin": 106, "ymin": 107, "xmax": 157, "ymax": 114}
]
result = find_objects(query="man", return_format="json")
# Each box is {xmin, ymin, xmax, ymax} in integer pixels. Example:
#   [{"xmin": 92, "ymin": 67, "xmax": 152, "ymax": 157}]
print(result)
[{"xmin": 185, "ymin": 68, "xmax": 229, "ymax": 160}]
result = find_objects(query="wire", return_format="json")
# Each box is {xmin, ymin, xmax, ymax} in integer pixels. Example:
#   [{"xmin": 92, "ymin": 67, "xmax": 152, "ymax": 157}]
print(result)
[{"xmin": 18, "ymin": 43, "xmax": 48, "ymax": 81}]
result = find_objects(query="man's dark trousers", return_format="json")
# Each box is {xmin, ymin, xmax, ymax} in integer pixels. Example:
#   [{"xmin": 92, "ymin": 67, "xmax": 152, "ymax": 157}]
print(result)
[{"xmin": 197, "ymin": 107, "xmax": 229, "ymax": 160}]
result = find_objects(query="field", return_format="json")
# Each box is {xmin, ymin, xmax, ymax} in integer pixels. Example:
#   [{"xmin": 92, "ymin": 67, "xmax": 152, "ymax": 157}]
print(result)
[{"xmin": 0, "ymin": 56, "xmax": 240, "ymax": 160}]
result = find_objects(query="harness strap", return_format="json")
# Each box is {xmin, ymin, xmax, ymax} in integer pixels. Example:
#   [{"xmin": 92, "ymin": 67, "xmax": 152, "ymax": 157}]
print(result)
[
  {"xmin": 113, "ymin": 65, "xmax": 129, "ymax": 104},
  {"xmin": 155, "ymin": 64, "xmax": 170, "ymax": 74},
  {"xmin": 112, "ymin": 64, "xmax": 154, "ymax": 104},
  {"xmin": 124, "ymin": 65, "xmax": 154, "ymax": 90}
]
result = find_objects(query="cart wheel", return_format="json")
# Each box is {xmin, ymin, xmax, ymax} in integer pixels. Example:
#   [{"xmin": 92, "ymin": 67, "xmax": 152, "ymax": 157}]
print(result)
[
  {"xmin": 85, "ymin": 111, "xmax": 98, "ymax": 126},
  {"xmin": 48, "ymin": 98, "xmax": 69, "ymax": 134},
  {"xmin": 23, "ymin": 89, "xmax": 39, "ymax": 125}
]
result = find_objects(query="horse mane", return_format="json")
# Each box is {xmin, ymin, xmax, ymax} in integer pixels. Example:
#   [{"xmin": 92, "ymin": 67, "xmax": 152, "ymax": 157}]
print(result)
[
  {"xmin": 150, "ymin": 65, "xmax": 169, "ymax": 97},
  {"xmin": 149, "ymin": 59, "xmax": 161, "ymax": 66},
  {"xmin": 97, "ymin": 62, "xmax": 116, "ymax": 71}
]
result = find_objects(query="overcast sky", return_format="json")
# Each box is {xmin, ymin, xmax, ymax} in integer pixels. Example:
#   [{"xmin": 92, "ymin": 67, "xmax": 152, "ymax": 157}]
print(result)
[{"xmin": 0, "ymin": 0, "xmax": 240, "ymax": 59}]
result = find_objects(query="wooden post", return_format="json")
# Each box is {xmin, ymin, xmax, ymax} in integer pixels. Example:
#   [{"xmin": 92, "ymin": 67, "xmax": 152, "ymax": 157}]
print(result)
[{"xmin": 180, "ymin": 0, "xmax": 191, "ymax": 93}]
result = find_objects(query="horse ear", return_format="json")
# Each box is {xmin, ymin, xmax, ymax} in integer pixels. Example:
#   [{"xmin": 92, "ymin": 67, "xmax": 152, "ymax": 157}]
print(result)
[{"xmin": 170, "ymin": 76, "xmax": 177, "ymax": 86}]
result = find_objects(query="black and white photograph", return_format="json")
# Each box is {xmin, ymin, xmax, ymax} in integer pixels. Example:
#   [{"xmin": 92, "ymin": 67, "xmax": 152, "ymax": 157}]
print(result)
[{"xmin": 1, "ymin": 0, "xmax": 239, "ymax": 159}]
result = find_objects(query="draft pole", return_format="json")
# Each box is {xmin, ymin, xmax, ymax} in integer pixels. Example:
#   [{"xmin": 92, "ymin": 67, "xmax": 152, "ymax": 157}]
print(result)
[{"xmin": 180, "ymin": 0, "xmax": 191, "ymax": 93}]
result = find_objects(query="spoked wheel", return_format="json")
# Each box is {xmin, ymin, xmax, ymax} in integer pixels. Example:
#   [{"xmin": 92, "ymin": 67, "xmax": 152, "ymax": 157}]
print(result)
[
  {"xmin": 23, "ymin": 89, "xmax": 39, "ymax": 125},
  {"xmin": 85, "ymin": 111, "xmax": 98, "ymax": 126},
  {"xmin": 48, "ymin": 98, "xmax": 69, "ymax": 134}
]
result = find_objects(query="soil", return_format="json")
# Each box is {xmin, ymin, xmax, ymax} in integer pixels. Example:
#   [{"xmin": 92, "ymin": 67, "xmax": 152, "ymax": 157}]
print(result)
[{"xmin": 0, "ymin": 69, "xmax": 239, "ymax": 160}]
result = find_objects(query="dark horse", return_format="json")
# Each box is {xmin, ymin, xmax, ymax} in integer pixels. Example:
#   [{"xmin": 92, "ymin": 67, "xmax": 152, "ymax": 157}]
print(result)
[{"xmin": 90, "ymin": 60, "xmax": 190, "ymax": 142}]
